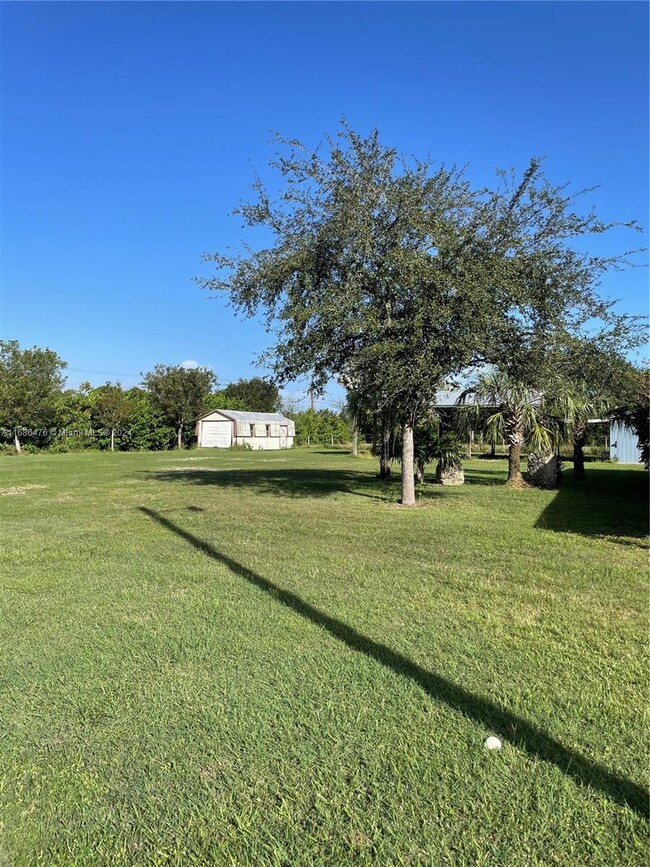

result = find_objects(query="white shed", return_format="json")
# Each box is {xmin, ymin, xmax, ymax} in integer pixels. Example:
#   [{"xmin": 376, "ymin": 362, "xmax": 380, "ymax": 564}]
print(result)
[
  {"xmin": 610, "ymin": 422, "xmax": 643, "ymax": 465},
  {"xmin": 196, "ymin": 410, "xmax": 295, "ymax": 450}
]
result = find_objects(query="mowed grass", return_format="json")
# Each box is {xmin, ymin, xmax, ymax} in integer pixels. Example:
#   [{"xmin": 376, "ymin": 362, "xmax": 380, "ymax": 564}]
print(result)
[{"xmin": 0, "ymin": 448, "xmax": 647, "ymax": 866}]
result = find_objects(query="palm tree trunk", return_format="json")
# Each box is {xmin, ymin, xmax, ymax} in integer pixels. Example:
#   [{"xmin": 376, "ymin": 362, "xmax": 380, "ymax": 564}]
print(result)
[
  {"xmin": 573, "ymin": 430, "xmax": 586, "ymax": 480},
  {"xmin": 176, "ymin": 424, "xmax": 183, "ymax": 450},
  {"xmin": 504, "ymin": 410, "xmax": 526, "ymax": 487},
  {"xmin": 507, "ymin": 442, "xmax": 524, "ymax": 484},
  {"xmin": 351, "ymin": 410, "xmax": 358, "ymax": 457},
  {"xmin": 379, "ymin": 413, "xmax": 391, "ymax": 479},
  {"xmin": 401, "ymin": 420, "xmax": 416, "ymax": 506}
]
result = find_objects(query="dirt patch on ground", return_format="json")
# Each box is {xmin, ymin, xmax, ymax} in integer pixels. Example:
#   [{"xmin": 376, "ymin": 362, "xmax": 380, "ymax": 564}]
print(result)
[{"xmin": 0, "ymin": 484, "xmax": 46, "ymax": 496}]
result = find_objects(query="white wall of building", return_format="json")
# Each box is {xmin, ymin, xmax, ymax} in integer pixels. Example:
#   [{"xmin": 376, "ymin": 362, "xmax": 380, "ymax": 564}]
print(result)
[
  {"xmin": 610, "ymin": 422, "xmax": 642, "ymax": 465},
  {"xmin": 197, "ymin": 411, "xmax": 294, "ymax": 449}
]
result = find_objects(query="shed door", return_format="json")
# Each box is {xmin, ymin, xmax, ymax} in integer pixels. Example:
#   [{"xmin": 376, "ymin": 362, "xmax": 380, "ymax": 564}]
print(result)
[
  {"xmin": 201, "ymin": 420, "xmax": 232, "ymax": 448},
  {"xmin": 279, "ymin": 425, "xmax": 288, "ymax": 448}
]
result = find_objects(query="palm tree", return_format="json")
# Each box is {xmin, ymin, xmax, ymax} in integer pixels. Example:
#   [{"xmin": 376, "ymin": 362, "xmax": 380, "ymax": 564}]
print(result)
[
  {"xmin": 413, "ymin": 431, "xmax": 464, "ymax": 484},
  {"xmin": 458, "ymin": 370, "xmax": 551, "ymax": 487},
  {"xmin": 547, "ymin": 386, "xmax": 610, "ymax": 481}
]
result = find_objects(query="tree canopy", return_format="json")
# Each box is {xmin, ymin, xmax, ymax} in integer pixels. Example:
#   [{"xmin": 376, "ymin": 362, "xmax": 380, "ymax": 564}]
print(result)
[
  {"xmin": 93, "ymin": 383, "xmax": 133, "ymax": 451},
  {"xmin": 0, "ymin": 340, "xmax": 67, "ymax": 452},
  {"xmin": 218, "ymin": 377, "xmax": 280, "ymax": 412},
  {"xmin": 143, "ymin": 364, "xmax": 217, "ymax": 449},
  {"xmin": 198, "ymin": 122, "xmax": 644, "ymax": 502}
]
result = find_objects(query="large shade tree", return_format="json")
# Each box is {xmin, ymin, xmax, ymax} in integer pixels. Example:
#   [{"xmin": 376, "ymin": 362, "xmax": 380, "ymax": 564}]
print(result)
[
  {"xmin": 198, "ymin": 124, "xmax": 512, "ymax": 504},
  {"xmin": 198, "ymin": 123, "xmax": 642, "ymax": 504},
  {"xmin": 143, "ymin": 364, "xmax": 217, "ymax": 449}
]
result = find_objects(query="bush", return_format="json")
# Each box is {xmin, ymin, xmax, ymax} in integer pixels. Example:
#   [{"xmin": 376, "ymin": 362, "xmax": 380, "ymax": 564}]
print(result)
[{"xmin": 288, "ymin": 409, "xmax": 351, "ymax": 446}]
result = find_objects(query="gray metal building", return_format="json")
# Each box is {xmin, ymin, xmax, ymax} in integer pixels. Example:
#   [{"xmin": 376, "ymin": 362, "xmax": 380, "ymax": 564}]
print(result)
[{"xmin": 609, "ymin": 422, "xmax": 643, "ymax": 465}]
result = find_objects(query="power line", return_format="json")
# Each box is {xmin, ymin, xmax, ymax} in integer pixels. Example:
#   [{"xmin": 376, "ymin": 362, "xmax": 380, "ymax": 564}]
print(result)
[
  {"xmin": 66, "ymin": 368, "xmax": 141, "ymax": 378},
  {"xmin": 66, "ymin": 369, "xmax": 244, "ymax": 385}
]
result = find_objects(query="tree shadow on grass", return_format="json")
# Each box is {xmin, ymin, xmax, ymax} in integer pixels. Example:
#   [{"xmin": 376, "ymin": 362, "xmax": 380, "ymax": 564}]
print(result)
[
  {"xmin": 139, "ymin": 505, "xmax": 648, "ymax": 818},
  {"xmin": 461, "ymin": 466, "xmax": 508, "ymax": 487},
  {"xmin": 535, "ymin": 468, "xmax": 648, "ymax": 545},
  {"xmin": 140, "ymin": 467, "xmax": 406, "ymax": 502}
]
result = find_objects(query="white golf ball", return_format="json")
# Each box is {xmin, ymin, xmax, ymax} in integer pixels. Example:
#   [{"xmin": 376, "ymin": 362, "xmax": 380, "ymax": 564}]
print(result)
[{"xmin": 484, "ymin": 736, "xmax": 502, "ymax": 750}]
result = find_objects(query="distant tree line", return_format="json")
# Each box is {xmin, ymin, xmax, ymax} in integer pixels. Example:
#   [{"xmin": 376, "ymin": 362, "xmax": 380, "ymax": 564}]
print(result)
[{"xmin": 0, "ymin": 342, "xmax": 350, "ymax": 453}]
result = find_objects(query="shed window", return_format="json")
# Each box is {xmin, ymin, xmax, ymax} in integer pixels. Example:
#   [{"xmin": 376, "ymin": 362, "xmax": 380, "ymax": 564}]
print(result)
[
  {"xmin": 249, "ymin": 424, "xmax": 254, "ymax": 437},
  {"xmin": 266, "ymin": 425, "xmax": 271, "ymax": 436}
]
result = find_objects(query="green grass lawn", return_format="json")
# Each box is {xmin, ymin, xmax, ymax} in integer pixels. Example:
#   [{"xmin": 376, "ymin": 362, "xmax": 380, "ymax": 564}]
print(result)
[{"xmin": 0, "ymin": 448, "xmax": 648, "ymax": 866}]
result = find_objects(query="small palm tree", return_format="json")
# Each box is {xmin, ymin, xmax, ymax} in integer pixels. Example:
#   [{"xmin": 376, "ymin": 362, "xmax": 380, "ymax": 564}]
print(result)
[
  {"xmin": 458, "ymin": 370, "xmax": 551, "ymax": 487},
  {"xmin": 414, "ymin": 432, "xmax": 464, "ymax": 483},
  {"xmin": 547, "ymin": 386, "xmax": 610, "ymax": 480}
]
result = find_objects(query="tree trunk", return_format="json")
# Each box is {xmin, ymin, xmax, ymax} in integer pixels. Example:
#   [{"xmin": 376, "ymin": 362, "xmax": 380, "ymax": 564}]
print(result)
[
  {"xmin": 507, "ymin": 441, "xmax": 524, "ymax": 485},
  {"xmin": 573, "ymin": 431, "xmax": 586, "ymax": 481},
  {"xmin": 528, "ymin": 451, "xmax": 560, "ymax": 488},
  {"xmin": 490, "ymin": 441, "xmax": 496, "ymax": 457},
  {"xmin": 351, "ymin": 411, "xmax": 358, "ymax": 457},
  {"xmin": 379, "ymin": 414, "xmax": 391, "ymax": 479},
  {"xmin": 110, "ymin": 428, "xmax": 115, "ymax": 452},
  {"xmin": 401, "ymin": 420, "xmax": 416, "ymax": 506},
  {"xmin": 14, "ymin": 431, "xmax": 21, "ymax": 454},
  {"xmin": 504, "ymin": 410, "xmax": 526, "ymax": 487},
  {"xmin": 176, "ymin": 424, "xmax": 183, "ymax": 450}
]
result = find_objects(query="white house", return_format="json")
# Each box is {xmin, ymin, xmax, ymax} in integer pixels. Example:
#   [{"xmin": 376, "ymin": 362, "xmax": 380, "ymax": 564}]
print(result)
[{"xmin": 196, "ymin": 409, "xmax": 295, "ymax": 450}]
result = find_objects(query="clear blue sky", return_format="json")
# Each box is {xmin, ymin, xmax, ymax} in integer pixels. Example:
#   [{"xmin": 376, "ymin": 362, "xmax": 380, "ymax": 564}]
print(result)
[{"xmin": 1, "ymin": 1, "xmax": 647, "ymax": 406}]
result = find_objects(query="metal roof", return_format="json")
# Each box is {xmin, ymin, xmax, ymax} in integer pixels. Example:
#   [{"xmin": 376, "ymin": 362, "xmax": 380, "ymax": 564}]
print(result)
[
  {"xmin": 434, "ymin": 389, "xmax": 472, "ymax": 407},
  {"xmin": 199, "ymin": 409, "xmax": 292, "ymax": 423},
  {"xmin": 434, "ymin": 389, "xmax": 542, "ymax": 408}
]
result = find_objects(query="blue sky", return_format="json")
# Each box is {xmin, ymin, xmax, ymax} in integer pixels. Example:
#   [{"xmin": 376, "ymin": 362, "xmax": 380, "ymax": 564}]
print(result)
[{"xmin": 1, "ymin": 1, "xmax": 648, "ymax": 406}]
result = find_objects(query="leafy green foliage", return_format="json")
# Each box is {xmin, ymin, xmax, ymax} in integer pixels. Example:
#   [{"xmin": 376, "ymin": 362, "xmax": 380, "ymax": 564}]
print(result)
[
  {"xmin": 217, "ymin": 377, "xmax": 280, "ymax": 412},
  {"xmin": 119, "ymin": 388, "xmax": 177, "ymax": 451},
  {"xmin": 0, "ymin": 340, "xmax": 67, "ymax": 449},
  {"xmin": 457, "ymin": 370, "xmax": 551, "ymax": 485},
  {"xmin": 143, "ymin": 364, "xmax": 217, "ymax": 447},
  {"xmin": 91, "ymin": 383, "xmax": 133, "ymax": 450},
  {"xmin": 49, "ymin": 389, "xmax": 95, "ymax": 452},
  {"xmin": 203, "ymin": 392, "xmax": 247, "ymax": 412},
  {"xmin": 288, "ymin": 408, "xmax": 351, "ymax": 445},
  {"xmin": 415, "ymin": 432, "xmax": 464, "ymax": 476},
  {"xmin": 198, "ymin": 122, "xmax": 643, "ymax": 502}
]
